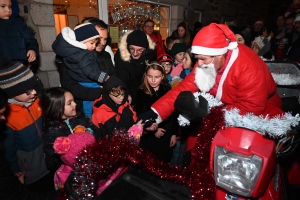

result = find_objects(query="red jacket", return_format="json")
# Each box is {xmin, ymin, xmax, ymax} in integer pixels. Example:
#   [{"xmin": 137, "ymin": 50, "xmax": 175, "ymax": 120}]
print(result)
[
  {"xmin": 145, "ymin": 31, "xmax": 166, "ymax": 57},
  {"xmin": 152, "ymin": 44, "xmax": 283, "ymax": 121}
]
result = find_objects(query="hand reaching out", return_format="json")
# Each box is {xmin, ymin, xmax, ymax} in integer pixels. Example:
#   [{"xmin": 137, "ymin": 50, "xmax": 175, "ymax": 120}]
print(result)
[
  {"xmin": 169, "ymin": 135, "xmax": 177, "ymax": 147},
  {"xmin": 154, "ymin": 128, "xmax": 165, "ymax": 138},
  {"xmin": 27, "ymin": 50, "xmax": 36, "ymax": 62},
  {"xmin": 15, "ymin": 172, "xmax": 24, "ymax": 184}
]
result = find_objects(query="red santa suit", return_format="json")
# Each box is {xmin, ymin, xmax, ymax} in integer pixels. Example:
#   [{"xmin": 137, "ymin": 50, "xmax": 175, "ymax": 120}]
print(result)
[{"xmin": 151, "ymin": 24, "xmax": 284, "ymax": 122}]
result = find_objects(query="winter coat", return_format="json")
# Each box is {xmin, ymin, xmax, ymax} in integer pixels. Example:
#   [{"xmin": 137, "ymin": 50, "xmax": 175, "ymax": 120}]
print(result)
[
  {"xmin": 42, "ymin": 115, "xmax": 102, "ymax": 172},
  {"xmin": 114, "ymin": 31, "xmax": 156, "ymax": 106},
  {"xmin": 2, "ymin": 98, "xmax": 49, "ymax": 185},
  {"xmin": 152, "ymin": 44, "xmax": 283, "ymax": 122},
  {"xmin": 92, "ymin": 77, "xmax": 137, "ymax": 138},
  {"xmin": 0, "ymin": 16, "xmax": 39, "ymax": 63},
  {"xmin": 0, "ymin": 141, "xmax": 59, "ymax": 199},
  {"xmin": 280, "ymin": 31, "xmax": 300, "ymax": 62},
  {"xmin": 135, "ymin": 84, "xmax": 178, "ymax": 162},
  {"xmin": 52, "ymin": 28, "xmax": 108, "ymax": 84},
  {"xmin": 170, "ymin": 62, "xmax": 184, "ymax": 78}
]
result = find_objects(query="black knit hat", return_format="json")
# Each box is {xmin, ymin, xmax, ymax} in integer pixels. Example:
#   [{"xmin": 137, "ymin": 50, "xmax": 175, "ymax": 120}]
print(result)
[
  {"xmin": 0, "ymin": 57, "xmax": 37, "ymax": 98},
  {"xmin": 127, "ymin": 29, "xmax": 149, "ymax": 49},
  {"xmin": 74, "ymin": 23, "xmax": 99, "ymax": 43},
  {"xmin": 171, "ymin": 43, "xmax": 186, "ymax": 57}
]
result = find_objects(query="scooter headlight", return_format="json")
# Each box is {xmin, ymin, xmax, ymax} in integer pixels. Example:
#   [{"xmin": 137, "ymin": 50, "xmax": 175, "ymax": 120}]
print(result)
[{"xmin": 214, "ymin": 146, "xmax": 262, "ymax": 197}]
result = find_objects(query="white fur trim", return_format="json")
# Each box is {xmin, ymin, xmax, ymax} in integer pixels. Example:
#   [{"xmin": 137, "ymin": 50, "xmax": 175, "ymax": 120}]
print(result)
[
  {"xmin": 225, "ymin": 108, "xmax": 300, "ymax": 138},
  {"xmin": 228, "ymin": 41, "xmax": 238, "ymax": 50},
  {"xmin": 151, "ymin": 108, "xmax": 162, "ymax": 123},
  {"xmin": 191, "ymin": 46, "xmax": 228, "ymax": 56},
  {"xmin": 216, "ymin": 47, "xmax": 239, "ymax": 100},
  {"xmin": 272, "ymin": 73, "xmax": 300, "ymax": 85},
  {"xmin": 61, "ymin": 27, "xmax": 87, "ymax": 50}
]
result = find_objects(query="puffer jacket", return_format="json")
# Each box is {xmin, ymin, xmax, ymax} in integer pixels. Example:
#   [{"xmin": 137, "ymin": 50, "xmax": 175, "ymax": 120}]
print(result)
[{"xmin": 114, "ymin": 31, "xmax": 156, "ymax": 106}]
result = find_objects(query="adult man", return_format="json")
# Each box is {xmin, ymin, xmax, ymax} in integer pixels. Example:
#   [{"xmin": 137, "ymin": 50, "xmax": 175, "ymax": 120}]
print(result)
[
  {"xmin": 58, "ymin": 18, "xmax": 115, "ymax": 113},
  {"xmin": 278, "ymin": 15, "xmax": 300, "ymax": 62},
  {"xmin": 250, "ymin": 18, "xmax": 265, "ymax": 42},
  {"xmin": 271, "ymin": 15, "xmax": 286, "ymax": 52},
  {"xmin": 143, "ymin": 19, "xmax": 166, "ymax": 56},
  {"xmin": 114, "ymin": 29, "xmax": 156, "ymax": 107}
]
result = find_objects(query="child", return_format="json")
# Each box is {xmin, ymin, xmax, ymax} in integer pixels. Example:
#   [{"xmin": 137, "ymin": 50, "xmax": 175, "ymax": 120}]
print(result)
[
  {"xmin": 40, "ymin": 87, "xmax": 102, "ymax": 172},
  {"xmin": 135, "ymin": 61, "xmax": 178, "ymax": 163},
  {"xmin": 179, "ymin": 48, "xmax": 196, "ymax": 79},
  {"xmin": 157, "ymin": 53, "xmax": 173, "ymax": 83},
  {"xmin": 170, "ymin": 43, "xmax": 186, "ymax": 78},
  {"xmin": 52, "ymin": 22, "xmax": 109, "ymax": 117},
  {"xmin": 251, "ymin": 32, "xmax": 275, "ymax": 61},
  {"xmin": 0, "ymin": 57, "xmax": 53, "ymax": 192},
  {"xmin": 0, "ymin": 0, "xmax": 38, "ymax": 64},
  {"xmin": 165, "ymin": 36, "xmax": 178, "ymax": 55},
  {"xmin": 92, "ymin": 76, "xmax": 138, "ymax": 139}
]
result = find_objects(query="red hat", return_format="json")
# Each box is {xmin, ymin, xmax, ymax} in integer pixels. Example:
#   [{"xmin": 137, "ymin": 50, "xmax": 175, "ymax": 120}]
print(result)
[
  {"xmin": 191, "ymin": 23, "xmax": 237, "ymax": 56},
  {"xmin": 254, "ymin": 18, "xmax": 264, "ymax": 26},
  {"xmin": 157, "ymin": 53, "xmax": 172, "ymax": 63}
]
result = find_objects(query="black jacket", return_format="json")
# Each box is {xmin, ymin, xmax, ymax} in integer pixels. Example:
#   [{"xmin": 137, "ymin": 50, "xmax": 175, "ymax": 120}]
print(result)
[
  {"xmin": 114, "ymin": 31, "xmax": 156, "ymax": 106},
  {"xmin": 0, "ymin": 141, "xmax": 59, "ymax": 200},
  {"xmin": 52, "ymin": 28, "xmax": 107, "ymax": 83},
  {"xmin": 135, "ymin": 84, "xmax": 178, "ymax": 162}
]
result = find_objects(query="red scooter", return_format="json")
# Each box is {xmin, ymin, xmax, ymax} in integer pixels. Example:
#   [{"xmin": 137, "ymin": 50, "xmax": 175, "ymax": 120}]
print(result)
[{"xmin": 207, "ymin": 62, "xmax": 300, "ymax": 200}]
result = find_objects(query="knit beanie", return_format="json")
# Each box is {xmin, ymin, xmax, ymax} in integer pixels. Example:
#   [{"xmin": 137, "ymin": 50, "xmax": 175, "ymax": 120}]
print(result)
[
  {"xmin": 157, "ymin": 53, "xmax": 173, "ymax": 64},
  {"xmin": 74, "ymin": 23, "xmax": 99, "ymax": 43},
  {"xmin": 171, "ymin": 43, "xmax": 186, "ymax": 57},
  {"xmin": 0, "ymin": 57, "xmax": 37, "ymax": 98},
  {"xmin": 127, "ymin": 29, "xmax": 149, "ymax": 49}
]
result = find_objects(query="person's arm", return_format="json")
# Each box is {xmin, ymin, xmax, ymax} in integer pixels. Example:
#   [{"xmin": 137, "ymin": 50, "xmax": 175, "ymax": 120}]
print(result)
[{"xmin": 58, "ymin": 63, "xmax": 102, "ymax": 101}]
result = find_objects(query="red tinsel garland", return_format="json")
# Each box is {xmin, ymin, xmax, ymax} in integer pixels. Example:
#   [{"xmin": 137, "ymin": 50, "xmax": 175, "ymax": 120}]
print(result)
[{"xmin": 60, "ymin": 106, "xmax": 226, "ymax": 200}]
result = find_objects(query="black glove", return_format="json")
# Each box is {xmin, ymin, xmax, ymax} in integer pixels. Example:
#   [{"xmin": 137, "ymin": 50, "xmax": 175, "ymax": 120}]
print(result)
[
  {"xmin": 174, "ymin": 91, "xmax": 209, "ymax": 122},
  {"xmin": 137, "ymin": 109, "xmax": 158, "ymax": 125}
]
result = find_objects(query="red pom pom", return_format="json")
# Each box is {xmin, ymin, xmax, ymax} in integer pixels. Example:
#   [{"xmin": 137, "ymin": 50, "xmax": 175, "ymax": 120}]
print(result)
[{"xmin": 53, "ymin": 137, "xmax": 71, "ymax": 154}]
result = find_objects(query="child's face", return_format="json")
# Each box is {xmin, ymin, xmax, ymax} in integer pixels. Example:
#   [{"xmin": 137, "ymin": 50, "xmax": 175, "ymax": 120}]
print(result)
[
  {"xmin": 252, "ymin": 42, "xmax": 260, "ymax": 54},
  {"xmin": 161, "ymin": 62, "xmax": 172, "ymax": 74},
  {"xmin": 62, "ymin": 92, "xmax": 77, "ymax": 119},
  {"xmin": 13, "ymin": 89, "xmax": 37, "ymax": 103},
  {"xmin": 146, "ymin": 68, "xmax": 163, "ymax": 90},
  {"xmin": 183, "ymin": 52, "xmax": 192, "ymax": 69},
  {"xmin": 109, "ymin": 91, "xmax": 126, "ymax": 105},
  {"xmin": 0, "ymin": 0, "xmax": 12, "ymax": 19},
  {"xmin": 175, "ymin": 52, "xmax": 185, "ymax": 63},
  {"xmin": 84, "ymin": 39, "xmax": 98, "ymax": 51}
]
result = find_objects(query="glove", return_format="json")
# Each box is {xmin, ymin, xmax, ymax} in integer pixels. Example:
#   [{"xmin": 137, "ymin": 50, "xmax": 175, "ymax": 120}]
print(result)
[
  {"xmin": 174, "ymin": 91, "xmax": 209, "ymax": 122},
  {"xmin": 137, "ymin": 109, "xmax": 158, "ymax": 124}
]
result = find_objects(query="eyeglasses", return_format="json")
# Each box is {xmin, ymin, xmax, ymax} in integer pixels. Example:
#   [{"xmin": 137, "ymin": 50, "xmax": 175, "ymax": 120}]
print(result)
[
  {"xmin": 26, "ymin": 89, "xmax": 34, "ymax": 95},
  {"xmin": 110, "ymin": 93, "xmax": 126, "ymax": 98},
  {"xmin": 145, "ymin": 25, "xmax": 154, "ymax": 28},
  {"xmin": 129, "ymin": 47, "xmax": 145, "ymax": 54}
]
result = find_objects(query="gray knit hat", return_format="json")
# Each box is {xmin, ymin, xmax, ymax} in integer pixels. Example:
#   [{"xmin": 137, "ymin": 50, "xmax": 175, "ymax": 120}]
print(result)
[{"xmin": 0, "ymin": 57, "xmax": 37, "ymax": 98}]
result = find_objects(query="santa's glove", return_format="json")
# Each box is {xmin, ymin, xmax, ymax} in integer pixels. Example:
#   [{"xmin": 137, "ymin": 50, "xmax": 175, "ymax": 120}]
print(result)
[
  {"xmin": 137, "ymin": 109, "xmax": 158, "ymax": 128},
  {"xmin": 175, "ymin": 91, "xmax": 209, "ymax": 122}
]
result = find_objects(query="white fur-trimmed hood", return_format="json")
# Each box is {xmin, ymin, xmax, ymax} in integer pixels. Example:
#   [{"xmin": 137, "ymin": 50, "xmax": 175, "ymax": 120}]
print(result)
[
  {"xmin": 118, "ymin": 30, "xmax": 156, "ymax": 62},
  {"xmin": 61, "ymin": 27, "xmax": 87, "ymax": 50}
]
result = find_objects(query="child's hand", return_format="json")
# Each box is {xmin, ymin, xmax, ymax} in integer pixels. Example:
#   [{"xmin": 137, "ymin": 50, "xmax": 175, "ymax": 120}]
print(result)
[
  {"xmin": 154, "ymin": 128, "xmax": 165, "ymax": 138},
  {"xmin": 27, "ymin": 50, "xmax": 36, "ymax": 62},
  {"xmin": 136, "ymin": 120, "xmax": 144, "ymax": 128},
  {"xmin": 169, "ymin": 135, "xmax": 177, "ymax": 147},
  {"xmin": 15, "ymin": 172, "xmax": 24, "ymax": 184},
  {"xmin": 105, "ymin": 75, "xmax": 110, "ymax": 81},
  {"xmin": 127, "ymin": 95, "xmax": 132, "ymax": 104}
]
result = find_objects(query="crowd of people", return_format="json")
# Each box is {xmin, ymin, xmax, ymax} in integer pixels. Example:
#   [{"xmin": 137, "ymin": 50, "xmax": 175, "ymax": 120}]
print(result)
[{"xmin": 1, "ymin": 0, "xmax": 300, "ymax": 198}]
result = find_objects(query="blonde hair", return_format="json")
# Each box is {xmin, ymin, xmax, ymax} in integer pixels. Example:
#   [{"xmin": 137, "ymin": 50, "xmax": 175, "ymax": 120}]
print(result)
[{"xmin": 140, "ymin": 61, "xmax": 168, "ymax": 96}]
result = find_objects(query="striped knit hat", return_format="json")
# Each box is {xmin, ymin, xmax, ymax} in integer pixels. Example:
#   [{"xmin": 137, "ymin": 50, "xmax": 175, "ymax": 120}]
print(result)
[
  {"xmin": 0, "ymin": 57, "xmax": 37, "ymax": 98},
  {"xmin": 74, "ymin": 23, "xmax": 99, "ymax": 43}
]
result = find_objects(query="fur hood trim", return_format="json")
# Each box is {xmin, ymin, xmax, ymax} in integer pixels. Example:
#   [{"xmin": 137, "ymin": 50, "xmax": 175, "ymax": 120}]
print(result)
[
  {"xmin": 61, "ymin": 27, "xmax": 87, "ymax": 50},
  {"xmin": 118, "ymin": 30, "xmax": 156, "ymax": 62}
]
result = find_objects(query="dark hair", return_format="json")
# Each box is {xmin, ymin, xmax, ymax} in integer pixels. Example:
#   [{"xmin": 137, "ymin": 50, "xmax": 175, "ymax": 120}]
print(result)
[
  {"xmin": 82, "ymin": 17, "xmax": 108, "ymax": 29},
  {"xmin": 193, "ymin": 21, "xmax": 202, "ymax": 30},
  {"xmin": 166, "ymin": 36, "xmax": 177, "ymax": 46},
  {"xmin": 143, "ymin": 18, "xmax": 155, "ymax": 28},
  {"xmin": 174, "ymin": 22, "xmax": 190, "ymax": 46},
  {"xmin": 185, "ymin": 48, "xmax": 197, "ymax": 68},
  {"xmin": 140, "ymin": 61, "xmax": 168, "ymax": 96},
  {"xmin": 0, "ymin": 88, "xmax": 8, "ymax": 110},
  {"xmin": 41, "ymin": 87, "xmax": 70, "ymax": 126}
]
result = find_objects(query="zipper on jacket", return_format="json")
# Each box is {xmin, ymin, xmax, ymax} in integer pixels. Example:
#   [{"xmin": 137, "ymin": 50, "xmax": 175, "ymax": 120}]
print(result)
[{"xmin": 26, "ymin": 107, "xmax": 42, "ymax": 138}]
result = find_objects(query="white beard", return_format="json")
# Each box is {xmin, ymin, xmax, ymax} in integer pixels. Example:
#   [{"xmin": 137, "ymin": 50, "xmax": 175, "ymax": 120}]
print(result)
[{"xmin": 194, "ymin": 63, "xmax": 217, "ymax": 92}]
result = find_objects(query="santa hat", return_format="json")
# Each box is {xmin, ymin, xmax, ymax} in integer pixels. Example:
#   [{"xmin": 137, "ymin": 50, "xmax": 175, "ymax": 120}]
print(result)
[
  {"xmin": 53, "ymin": 132, "xmax": 96, "ymax": 166},
  {"xmin": 191, "ymin": 23, "xmax": 237, "ymax": 56},
  {"xmin": 157, "ymin": 53, "xmax": 172, "ymax": 64},
  {"xmin": 254, "ymin": 19, "xmax": 264, "ymax": 26}
]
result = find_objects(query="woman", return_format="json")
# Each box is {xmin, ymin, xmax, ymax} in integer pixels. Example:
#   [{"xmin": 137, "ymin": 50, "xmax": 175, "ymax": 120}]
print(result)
[{"xmin": 171, "ymin": 22, "xmax": 191, "ymax": 48}]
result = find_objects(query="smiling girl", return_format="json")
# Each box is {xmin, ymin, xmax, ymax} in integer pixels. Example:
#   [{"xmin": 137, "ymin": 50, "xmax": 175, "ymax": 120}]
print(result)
[
  {"xmin": 41, "ymin": 87, "xmax": 101, "ymax": 173},
  {"xmin": 135, "ymin": 61, "xmax": 178, "ymax": 163}
]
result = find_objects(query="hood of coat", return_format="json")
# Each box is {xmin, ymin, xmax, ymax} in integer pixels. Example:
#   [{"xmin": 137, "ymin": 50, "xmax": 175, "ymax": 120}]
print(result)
[
  {"xmin": 118, "ymin": 30, "xmax": 156, "ymax": 62},
  {"xmin": 52, "ymin": 27, "xmax": 87, "ymax": 58}
]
